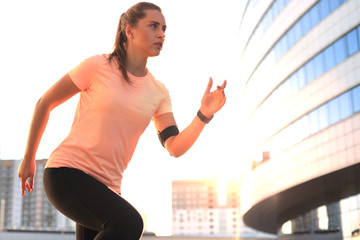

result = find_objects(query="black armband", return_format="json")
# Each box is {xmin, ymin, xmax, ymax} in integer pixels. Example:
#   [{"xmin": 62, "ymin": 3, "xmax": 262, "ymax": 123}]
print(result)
[{"xmin": 158, "ymin": 125, "xmax": 179, "ymax": 147}]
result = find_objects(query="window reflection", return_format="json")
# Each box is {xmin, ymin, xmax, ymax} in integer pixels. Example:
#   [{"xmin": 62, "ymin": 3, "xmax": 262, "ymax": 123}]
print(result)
[
  {"xmin": 346, "ymin": 29, "xmax": 359, "ymax": 56},
  {"xmin": 313, "ymin": 54, "xmax": 324, "ymax": 79},
  {"xmin": 318, "ymin": 105, "xmax": 329, "ymax": 130},
  {"xmin": 301, "ymin": 12, "xmax": 312, "ymax": 34},
  {"xmin": 263, "ymin": 85, "xmax": 360, "ymax": 156},
  {"xmin": 319, "ymin": 0, "xmax": 331, "ymax": 18},
  {"xmin": 245, "ymin": 0, "xmax": 291, "ymax": 52},
  {"xmin": 330, "ymin": 0, "xmax": 344, "ymax": 11},
  {"xmin": 324, "ymin": 45, "xmax": 336, "ymax": 71},
  {"xmin": 334, "ymin": 38, "xmax": 347, "ymax": 65},
  {"xmin": 328, "ymin": 98, "xmax": 341, "ymax": 125},
  {"xmin": 258, "ymin": 25, "xmax": 360, "ymax": 142},
  {"xmin": 246, "ymin": 0, "xmax": 349, "ymax": 86},
  {"xmin": 304, "ymin": 61, "xmax": 315, "ymax": 84},
  {"xmin": 281, "ymin": 194, "xmax": 360, "ymax": 239},
  {"xmin": 339, "ymin": 92, "xmax": 353, "ymax": 120},
  {"xmin": 309, "ymin": 110, "xmax": 319, "ymax": 135},
  {"xmin": 352, "ymin": 87, "xmax": 360, "ymax": 112}
]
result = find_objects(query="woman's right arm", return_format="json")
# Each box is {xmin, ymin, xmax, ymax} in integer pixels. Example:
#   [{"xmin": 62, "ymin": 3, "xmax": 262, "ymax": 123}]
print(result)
[{"xmin": 18, "ymin": 73, "xmax": 80, "ymax": 196}]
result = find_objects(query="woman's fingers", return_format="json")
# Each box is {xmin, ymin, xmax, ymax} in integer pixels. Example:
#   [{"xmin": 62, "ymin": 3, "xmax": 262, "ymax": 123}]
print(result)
[
  {"xmin": 217, "ymin": 80, "xmax": 227, "ymax": 90},
  {"xmin": 221, "ymin": 80, "xmax": 227, "ymax": 89},
  {"xmin": 20, "ymin": 176, "xmax": 34, "ymax": 196},
  {"xmin": 205, "ymin": 77, "xmax": 213, "ymax": 94},
  {"xmin": 21, "ymin": 178, "xmax": 27, "ymax": 196}
]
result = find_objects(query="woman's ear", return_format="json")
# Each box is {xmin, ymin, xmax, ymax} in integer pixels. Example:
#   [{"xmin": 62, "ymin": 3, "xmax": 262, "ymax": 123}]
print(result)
[{"xmin": 126, "ymin": 26, "xmax": 134, "ymax": 39}]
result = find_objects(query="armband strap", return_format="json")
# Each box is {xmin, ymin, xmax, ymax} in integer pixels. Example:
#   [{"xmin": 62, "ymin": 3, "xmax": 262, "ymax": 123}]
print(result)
[{"xmin": 158, "ymin": 125, "xmax": 179, "ymax": 147}]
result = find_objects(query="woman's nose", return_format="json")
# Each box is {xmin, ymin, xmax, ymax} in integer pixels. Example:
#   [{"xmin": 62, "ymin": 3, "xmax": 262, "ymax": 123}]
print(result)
[{"xmin": 158, "ymin": 30, "xmax": 165, "ymax": 39}]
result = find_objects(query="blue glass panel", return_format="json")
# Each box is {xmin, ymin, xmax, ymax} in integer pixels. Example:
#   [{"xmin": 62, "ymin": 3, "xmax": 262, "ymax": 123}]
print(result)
[
  {"xmin": 313, "ymin": 54, "xmax": 324, "ymax": 79},
  {"xmin": 274, "ymin": 43, "xmax": 282, "ymax": 60},
  {"xmin": 324, "ymin": 45, "xmax": 336, "ymax": 71},
  {"xmin": 352, "ymin": 85, "xmax": 360, "ymax": 112},
  {"xmin": 297, "ymin": 68, "xmax": 306, "ymax": 89},
  {"xmin": 305, "ymin": 60, "xmax": 315, "ymax": 84},
  {"xmin": 278, "ymin": 0, "xmax": 285, "ymax": 10},
  {"xmin": 288, "ymin": 27, "xmax": 296, "ymax": 47},
  {"xmin": 339, "ymin": 92, "xmax": 353, "ymax": 120},
  {"xmin": 318, "ymin": 104, "xmax": 329, "ymax": 130},
  {"xmin": 301, "ymin": 13, "xmax": 312, "ymax": 35},
  {"xmin": 309, "ymin": 110, "xmax": 320, "ymax": 134},
  {"xmin": 334, "ymin": 38, "xmax": 347, "ymax": 65},
  {"xmin": 346, "ymin": 29, "xmax": 359, "ymax": 56},
  {"xmin": 330, "ymin": 0, "xmax": 341, "ymax": 12},
  {"xmin": 268, "ymin": 49, "xmax": 276, "ymax": 65},
  {"xmin": 272, "ymin": 0, "xmax": 280, "ymax": 17},
  {"xmin": 294, "ymin": 21, "xmax": 302, "ymax": 42},
  {"xmin": 358, "ymin": 26, "xmax": 360, "ymax": 46},
  {"xmin": 309, "ymin": 5, "xmax": 320, "ymax": 28},
  {"xmin": 319, "ymin": 0, "xmax": 331, "ymax": 19},
  {"xmin": 328, "ymin": 98, "xmax": 340, "ymax": 124},
  {"xmin": 263, "ymin": 11, "xmax": 273, "ymax": 30},
  {"xmin": 279, "ymin": 36, "xmax": 288, "ymax": 57}
]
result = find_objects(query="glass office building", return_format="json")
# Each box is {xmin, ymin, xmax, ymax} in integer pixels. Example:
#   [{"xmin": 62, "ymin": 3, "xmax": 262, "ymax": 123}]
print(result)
[{"xmin": 238, "ymin": 0, "xmax": 360, "ymax": 239}]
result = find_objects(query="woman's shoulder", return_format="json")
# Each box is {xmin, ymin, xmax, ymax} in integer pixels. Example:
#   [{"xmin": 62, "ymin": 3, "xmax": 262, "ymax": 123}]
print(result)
[
  {"xmin": 148, "ymin": 72, "xmax": 165, "ymax": 86},
  {"xmin": 88, "ymin": 54, "xmax": 109, "ymax": 64},
  {"xmin": 81, "ymin": 54, "xmax": 109, "ymax": 65}
]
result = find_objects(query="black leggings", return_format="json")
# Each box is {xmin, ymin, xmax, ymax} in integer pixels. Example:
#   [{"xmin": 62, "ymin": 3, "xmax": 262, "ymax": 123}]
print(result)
[{"xmin": 43, "ymin": 167, "xmax": 143, "ymax": 240}]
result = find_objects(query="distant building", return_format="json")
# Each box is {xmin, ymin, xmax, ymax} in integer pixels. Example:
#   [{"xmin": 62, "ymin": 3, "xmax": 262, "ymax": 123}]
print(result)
[
  {"xmin": 237, "ymin": 0, "xmax": 360, "ymax": 239},
  {"xmin": 172, "ymin": 178, "xmax": 245, "ymax": 237},
  {"xmin": 0, "ymin": 159, "xmax": 74, "ymax": 231}
]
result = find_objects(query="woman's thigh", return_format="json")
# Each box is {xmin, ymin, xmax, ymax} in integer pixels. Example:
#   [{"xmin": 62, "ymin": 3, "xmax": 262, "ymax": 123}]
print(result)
[{"xmin": 43, "ymin": 167, "xmax": 143, "ymax": 238}]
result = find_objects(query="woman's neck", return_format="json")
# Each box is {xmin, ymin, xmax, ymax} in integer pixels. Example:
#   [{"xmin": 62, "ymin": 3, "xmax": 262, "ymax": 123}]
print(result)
[{"xmin": 126, "ymin": 48, "xmax": 148, "ymax": 77}]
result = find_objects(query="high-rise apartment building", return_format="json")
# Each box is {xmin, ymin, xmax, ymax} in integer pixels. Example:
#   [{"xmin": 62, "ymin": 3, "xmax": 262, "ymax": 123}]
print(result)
[
  {"xmin": 0, "ymin": 160, "xmax": 22, "ymax": 229},
  {"xmin": 172, "ymin": 179, "xmax": 242, "ymax": 237},
  {"xmin": 0, "ymin": 159, "xmax": 74, "ymax": 231},
  {"xmin": 237, "ymin": 0, "xmax": 360, "ymax": 239}
]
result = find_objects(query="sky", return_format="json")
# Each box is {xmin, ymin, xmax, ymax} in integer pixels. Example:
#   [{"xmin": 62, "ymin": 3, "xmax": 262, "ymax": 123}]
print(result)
[{"xmin": 0, "ymin": 0, "xmax": 249, "ymax": 235}]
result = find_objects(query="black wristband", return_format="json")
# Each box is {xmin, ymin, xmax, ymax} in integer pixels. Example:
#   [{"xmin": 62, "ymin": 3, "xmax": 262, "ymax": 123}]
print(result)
[{"xmin": 197, "ymin": 110, "xmax": 213, "ymax": 124}]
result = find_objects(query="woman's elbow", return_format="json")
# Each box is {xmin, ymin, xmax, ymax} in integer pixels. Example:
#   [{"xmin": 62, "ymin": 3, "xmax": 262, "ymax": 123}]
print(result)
[
  {"xmin": 35, "ymin": 96, "xmax": 53, "ymax": 113},
  {"xmin": 165, "ymin": 139, "xmax": 184, "ymax": 158},
  {"xmin": 169, "ymin": 150, "xmax": 183, "ymax": 158}
]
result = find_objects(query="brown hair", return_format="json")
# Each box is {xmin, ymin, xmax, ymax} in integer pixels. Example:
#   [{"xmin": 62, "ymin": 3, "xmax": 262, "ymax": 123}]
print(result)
[{"xmin": 108, "ymin": 2, "xmax": 162, "ymax": 84}]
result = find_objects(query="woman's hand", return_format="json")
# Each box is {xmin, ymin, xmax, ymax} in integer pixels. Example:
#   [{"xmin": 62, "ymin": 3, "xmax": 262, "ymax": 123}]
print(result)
[
  {"xmin": 18, "ymin": 157, "xmax": 36, "ymax": 196},
  {"xmin": 200, "ymin": 77, "xmax": 227, "ymax": 118}
]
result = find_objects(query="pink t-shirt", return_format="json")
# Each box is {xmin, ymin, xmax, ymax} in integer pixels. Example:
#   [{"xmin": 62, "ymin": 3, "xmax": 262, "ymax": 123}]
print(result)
[{"xmin": 45, "ymin": 54, "xmax": 172, "ymax": 193}]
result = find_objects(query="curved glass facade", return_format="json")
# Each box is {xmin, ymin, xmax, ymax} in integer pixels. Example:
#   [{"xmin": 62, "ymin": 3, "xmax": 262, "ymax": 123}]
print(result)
[
  {"xmin": 246, "ymin": 0, "xmax": 349, "ymax": 87},
  {"xmin": 263, "ymin": 85, "xmax": 360, "ymax": 156},
  {"xmin": 245, "ymin": 0, "xmax": 291, "ymax": 51},
  {"xmin": 262, "ymin": 25, "xmax": 360, "ymax": 117},
  {"xmin": 238, "ymin": 0, "xmax": 360, "ymax": 239}
]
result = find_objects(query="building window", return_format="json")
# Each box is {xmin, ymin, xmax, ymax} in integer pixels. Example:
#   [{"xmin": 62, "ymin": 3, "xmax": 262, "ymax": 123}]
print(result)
[{"xmin": 247, "ymin": 0, "xmax": 349, "ymax": 87}]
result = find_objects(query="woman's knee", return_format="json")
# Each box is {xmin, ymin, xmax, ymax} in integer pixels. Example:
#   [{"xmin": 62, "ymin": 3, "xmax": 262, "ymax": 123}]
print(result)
[{"xmin": 100, "ymin": 215, "xmax": 143, "ymax": 239}]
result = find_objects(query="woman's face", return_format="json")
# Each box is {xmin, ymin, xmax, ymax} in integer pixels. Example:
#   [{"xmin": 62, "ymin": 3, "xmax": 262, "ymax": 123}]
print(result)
[{"xmin": 128, "ymin": 10, "xmax": 166, "ymax": 57}]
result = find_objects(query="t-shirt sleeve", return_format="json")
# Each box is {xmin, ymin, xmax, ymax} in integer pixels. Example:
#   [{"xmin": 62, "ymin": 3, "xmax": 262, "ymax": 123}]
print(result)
[
  {"xmin": 153, "ymin": 88, "xmax": 173, "ymax": 118},
  {"xmin": 69, "ymin": 55, "xmax": 99, "ymax": 90}
]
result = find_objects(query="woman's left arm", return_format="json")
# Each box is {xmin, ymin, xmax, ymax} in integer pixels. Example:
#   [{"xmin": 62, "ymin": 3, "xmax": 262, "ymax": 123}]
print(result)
[{"xmin": 153, "ymin": 78, "xmax": 226, "ymax": 157}]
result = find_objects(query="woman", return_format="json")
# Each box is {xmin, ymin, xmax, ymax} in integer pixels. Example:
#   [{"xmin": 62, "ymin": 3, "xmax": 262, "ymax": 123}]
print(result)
[{"xmin": 18, "ymin": 2, "xmax": 226, "ymax": 240}]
